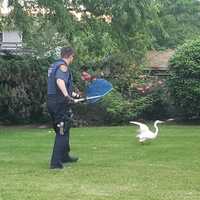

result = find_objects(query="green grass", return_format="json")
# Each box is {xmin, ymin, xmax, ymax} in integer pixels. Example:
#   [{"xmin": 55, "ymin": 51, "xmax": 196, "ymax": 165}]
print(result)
[{"xmin": 0, "ymin": 124, "xmax": 200, "ymax": 200}]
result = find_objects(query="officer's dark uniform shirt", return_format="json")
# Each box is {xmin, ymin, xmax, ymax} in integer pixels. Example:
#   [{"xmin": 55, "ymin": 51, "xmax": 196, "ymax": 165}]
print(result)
[{"xmin": 47, "ymin": 59, "xmax": 73, "ymax": 102}]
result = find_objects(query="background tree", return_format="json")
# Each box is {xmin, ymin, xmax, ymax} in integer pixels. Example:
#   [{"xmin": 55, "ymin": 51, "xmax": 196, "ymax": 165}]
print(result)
[
  {"xmin": 3, "ymin": 0, "xmax": 161, "ymax": 61},
  {"xmin": 151, "ymin": 0, "xmax": 200, "ymax": 49}
]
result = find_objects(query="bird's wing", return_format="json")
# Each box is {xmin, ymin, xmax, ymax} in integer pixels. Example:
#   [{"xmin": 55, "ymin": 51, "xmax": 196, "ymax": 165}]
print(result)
[
  {"xmin": 130, "ymin": 121, "xmax": 150, "ymax": 132},
  {"xmin": 139, "ymin": 131, "xmax": 155, "ymax": 139}
]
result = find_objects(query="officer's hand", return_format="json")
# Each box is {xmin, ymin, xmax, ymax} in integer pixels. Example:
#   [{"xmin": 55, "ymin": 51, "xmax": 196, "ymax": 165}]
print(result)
[
  {"xmin": 72, "ymin": 92, "xmax": 81, "ymax": 99},
  {"xmin": 65, "ymin": 96, "xmax": 76, "ymax": 105},
  {"xmin": 73, "ymin": 95, "xmax": 87, "ymax": 103}
]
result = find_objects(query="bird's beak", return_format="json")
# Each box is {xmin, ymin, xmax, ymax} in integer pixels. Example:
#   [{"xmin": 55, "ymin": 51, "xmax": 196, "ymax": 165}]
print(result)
[{"xmin": 166, "ymin": 118, "xmax": 175, "ymax": 122}]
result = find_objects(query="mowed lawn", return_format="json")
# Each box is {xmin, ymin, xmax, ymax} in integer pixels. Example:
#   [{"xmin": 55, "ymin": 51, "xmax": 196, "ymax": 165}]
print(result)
[{"xmin": 0, "ymin": 125, "xmax": 199, "ymax": 200}]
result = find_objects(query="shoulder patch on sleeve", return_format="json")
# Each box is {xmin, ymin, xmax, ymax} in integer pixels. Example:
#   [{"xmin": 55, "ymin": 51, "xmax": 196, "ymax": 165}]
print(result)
[{"xmin": 59, "ymin": 64, "xmax": 68, "ymax": 72}]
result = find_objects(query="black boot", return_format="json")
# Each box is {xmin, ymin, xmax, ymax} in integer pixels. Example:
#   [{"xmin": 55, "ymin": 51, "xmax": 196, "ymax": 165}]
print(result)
[
  {"xmin": 62, "ymin": 155, "xmax": 79, "ymax": 163},
  {"xmin": 50, "ymin": 161, "xmax": 63, "ymax": 169}
]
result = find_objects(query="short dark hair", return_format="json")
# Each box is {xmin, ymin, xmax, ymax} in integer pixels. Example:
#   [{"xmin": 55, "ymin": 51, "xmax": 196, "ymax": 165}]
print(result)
[
  {"xmin": 81, "ymin": 65, "xmax": 88, "ymax": 71},
  {"xmin": 60, "ymin": 47, "xmax": 75, "ymax": 58}
]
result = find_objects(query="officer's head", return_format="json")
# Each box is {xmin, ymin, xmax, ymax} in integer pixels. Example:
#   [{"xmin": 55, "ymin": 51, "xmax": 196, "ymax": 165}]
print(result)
[{"xmin": 61, "ymin": 47, "xmax": 75, "ymax": 64}]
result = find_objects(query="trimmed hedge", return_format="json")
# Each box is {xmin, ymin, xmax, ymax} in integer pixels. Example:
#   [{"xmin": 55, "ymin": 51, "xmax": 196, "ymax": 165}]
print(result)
[{"xmin": 167, "ymin": 38, "xmax": 200, "ymax": 119}]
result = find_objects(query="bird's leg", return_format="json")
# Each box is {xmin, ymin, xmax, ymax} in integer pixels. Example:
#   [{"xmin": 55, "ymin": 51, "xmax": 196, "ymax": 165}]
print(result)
[
  {"xmin": 139, "ymin": 141, "xmax": 145, "ymax": 145},
  {"xmin": 139, "ymin": 138, "xmax": 145, "ymax": 143}
]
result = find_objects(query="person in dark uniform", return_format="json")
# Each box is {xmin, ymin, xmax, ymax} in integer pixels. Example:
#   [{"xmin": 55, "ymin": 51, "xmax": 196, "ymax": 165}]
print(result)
[{"xmin": 47, "ymin": 47, "xmax": 81, "ymax": 169}]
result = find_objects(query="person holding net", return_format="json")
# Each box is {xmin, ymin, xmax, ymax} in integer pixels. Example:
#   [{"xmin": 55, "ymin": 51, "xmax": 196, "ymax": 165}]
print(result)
[{"xmin": 47, "ymin": 47, "xmax": 81, "ymax": 169}]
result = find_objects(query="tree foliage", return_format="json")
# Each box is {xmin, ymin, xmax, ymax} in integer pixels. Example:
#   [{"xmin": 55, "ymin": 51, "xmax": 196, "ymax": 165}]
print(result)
[
  {"xmin": 1, "ymin": 0, "xmax": 200, "ymax": 54},
  {"xmin": 1, "ymin": 0, "xmax": 161, "ymax": 62},
  {"xmin": 152, "ymin": 0, "xmax": 200, "ymax": 48}
]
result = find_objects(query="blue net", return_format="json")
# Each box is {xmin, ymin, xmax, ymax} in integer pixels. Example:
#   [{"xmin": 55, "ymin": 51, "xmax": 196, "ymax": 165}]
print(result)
[{"xmin": 85, "ymin": 79, "xmax": 113, "ymax": 103}]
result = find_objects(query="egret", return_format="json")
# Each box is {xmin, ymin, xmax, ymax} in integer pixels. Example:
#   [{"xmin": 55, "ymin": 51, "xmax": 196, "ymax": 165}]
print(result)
[{"xmin": 129, "ymin": 120, "xmax": 164, "ymax": 143}]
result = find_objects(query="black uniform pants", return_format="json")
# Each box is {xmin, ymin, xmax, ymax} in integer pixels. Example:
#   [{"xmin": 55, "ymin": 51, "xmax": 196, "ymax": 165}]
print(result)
[{"xmin": 47, "ymin": 98, "xmax": 73, "ymax": 166}]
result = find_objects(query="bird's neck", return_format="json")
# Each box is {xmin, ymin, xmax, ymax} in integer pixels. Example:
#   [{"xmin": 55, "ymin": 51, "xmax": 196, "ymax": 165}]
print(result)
[{"xmin": 154, "ymin": 122, "xmax": 159, "ymax": 137}]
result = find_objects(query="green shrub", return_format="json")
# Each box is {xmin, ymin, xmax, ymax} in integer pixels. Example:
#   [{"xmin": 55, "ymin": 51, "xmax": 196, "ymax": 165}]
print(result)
[
  {"xmin": 0, "ymin": 55, "xmax": 52, "ymax": 123},
  {"xmin": 0, "ymin": 54, "xmax": 172, "ymax": 125},
  {"xmin": 98, "ymin": 89, "xmax": 155, "ymax": 124},
  {"xmin": 167, "ymin": 38, "xmax": 200, "ymax": 119},
  {"xmin": 74, "ymin": 89, "xmax": 172, "ymax": 125},
  {"xmin": 141, "ymin": 87, "xmax": 174, "ymax": 120}
]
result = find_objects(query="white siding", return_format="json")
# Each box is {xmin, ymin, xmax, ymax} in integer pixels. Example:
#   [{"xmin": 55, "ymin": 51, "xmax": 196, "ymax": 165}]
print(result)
[
  {"xmin": 1, "ymin": 31, "xmax": 22, "ymax": 49},
  {"xmin": 3, "ymin": 31, "xmax": 22, "ymax": 43}
]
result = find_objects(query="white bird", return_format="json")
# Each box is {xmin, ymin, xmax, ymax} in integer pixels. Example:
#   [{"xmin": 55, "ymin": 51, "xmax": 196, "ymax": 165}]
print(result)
[{"xmin": 129, "ymin": 120, "xmax": 164, "ymax": 143}]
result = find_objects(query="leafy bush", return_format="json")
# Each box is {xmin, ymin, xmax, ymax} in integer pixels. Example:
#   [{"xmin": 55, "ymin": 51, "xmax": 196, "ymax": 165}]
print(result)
[
  {"xmin": 167, "ymin": 38, "xmax": 200, "ymax": 119},
  {"xmin": 0, "ymin": 54, "xmax": 172, "ymax": 125},
  {"xmin": 74, "ymin": 87, "xmax": 173, "ymax": 126},
  {"xmin": 98, "ymin": 89, "xmax": 155, "ymax": 124},
  {"xmin": 141, "ymin": 87, "xmax": 174, "ymax": 120},
  {"xmin": 0, "ymin": 55, "xmax": 52, "ymax": 123}
]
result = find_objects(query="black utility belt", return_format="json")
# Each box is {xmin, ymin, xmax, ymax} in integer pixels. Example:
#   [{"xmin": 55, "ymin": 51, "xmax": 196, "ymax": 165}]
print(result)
[{"xmin": 47, "ymin": 94, "xmax": 65, "ymax": 103}]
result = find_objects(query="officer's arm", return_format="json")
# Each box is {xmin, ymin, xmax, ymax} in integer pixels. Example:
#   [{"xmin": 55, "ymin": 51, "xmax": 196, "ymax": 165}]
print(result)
[
  {"xmin": 56, "ymin": 79, "xmax": 70, "ymax": 98},
  {"xmin": 56, "ymin": 65, "xmax": 72, "ymax": 100}
]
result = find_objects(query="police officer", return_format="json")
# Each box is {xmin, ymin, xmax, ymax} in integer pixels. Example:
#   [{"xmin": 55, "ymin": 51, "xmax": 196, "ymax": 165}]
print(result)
[{"xmin": 47, "ymin": 47, "xmax": 80, "ymax": 169}]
